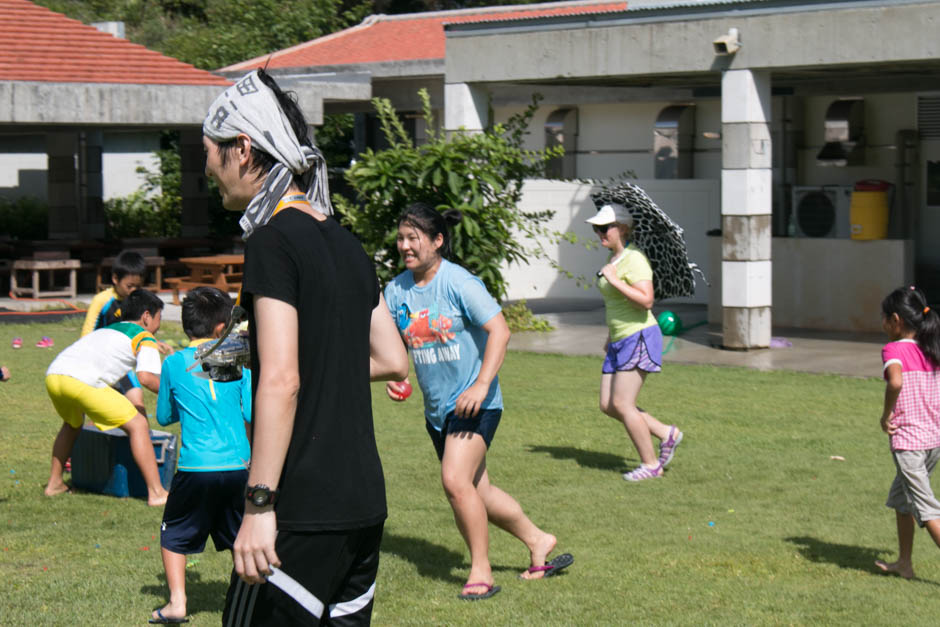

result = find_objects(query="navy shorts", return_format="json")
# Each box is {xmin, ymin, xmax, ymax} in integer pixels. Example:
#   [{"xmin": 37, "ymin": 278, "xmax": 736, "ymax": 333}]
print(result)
[
  {"xmin": 160, "ymin": 469, "xmax": 248, "ymax": 554},
  {"xmin": 224, "ymin": 523, "xmax": 384, "ymax": 626},
  {"xmin": 114, "ymin": 371, "xmax": 141, "ymax": 394},
  {"xmin": 425, "ymin": 408, "xmax": 502, "ymax": 461}
]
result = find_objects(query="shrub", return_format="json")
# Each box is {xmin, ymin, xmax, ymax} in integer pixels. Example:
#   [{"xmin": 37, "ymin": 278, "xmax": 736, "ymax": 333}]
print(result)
[
  {"xmin": 336, "ymin": 89, "xmax": 562, "ymax": 301},
  {"xmin": 503, "ymin": 300, "xmax": 553, "ymax": 333},
  {"xmin": 0, "ymin": 196, "xmax": 48, "ymax": 240}
]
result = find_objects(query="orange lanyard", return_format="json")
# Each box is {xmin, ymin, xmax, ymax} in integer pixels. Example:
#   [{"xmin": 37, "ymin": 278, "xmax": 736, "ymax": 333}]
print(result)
[
  {"xmin": 236, "ymin": 194, "xmax": 311, "ymax": 307},
  {"xmin": 273, "ymin": 193, "xmax": 311, "ymax": 216}
]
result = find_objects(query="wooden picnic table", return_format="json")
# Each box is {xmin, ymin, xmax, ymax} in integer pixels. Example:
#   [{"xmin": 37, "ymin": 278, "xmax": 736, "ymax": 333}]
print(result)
[
  {"xmin": 165, "ymin": 254, "xmax": 244, "ymax": 305},
  {"xmin": 11, "ymin": 258, "xmax": 82, "ymax": 299}
]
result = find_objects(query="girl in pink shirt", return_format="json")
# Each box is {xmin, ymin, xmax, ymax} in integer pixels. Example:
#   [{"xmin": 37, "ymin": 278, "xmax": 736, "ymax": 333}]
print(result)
[{"xmin": 876, "ymin": 286, "xmax": 940, "ymax": 579}]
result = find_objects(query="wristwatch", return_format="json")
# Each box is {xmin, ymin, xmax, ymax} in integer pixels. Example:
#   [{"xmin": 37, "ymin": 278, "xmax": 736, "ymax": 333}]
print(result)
[{"xmin": 245, "ymin": 484, "xmax": 279, "ymax": 507}]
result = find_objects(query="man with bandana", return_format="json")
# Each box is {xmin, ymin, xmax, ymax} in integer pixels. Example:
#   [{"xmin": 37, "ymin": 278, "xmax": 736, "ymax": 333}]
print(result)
[{"xmin": 203, "ymin": 69, "xmax": 408, "ymax": 626}]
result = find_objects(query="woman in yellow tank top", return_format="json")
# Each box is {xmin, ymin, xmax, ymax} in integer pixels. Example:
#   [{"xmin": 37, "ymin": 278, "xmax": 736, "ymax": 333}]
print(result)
[{"xmin": 588, "ymin": 203, "xmax": 683, "ymax": 482}]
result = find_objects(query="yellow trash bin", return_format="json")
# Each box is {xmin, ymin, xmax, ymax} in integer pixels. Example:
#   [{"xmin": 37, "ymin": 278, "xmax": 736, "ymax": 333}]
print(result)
[{"xmin": 850, "ymin": 180, "xmax": 891, "ymax": 240}]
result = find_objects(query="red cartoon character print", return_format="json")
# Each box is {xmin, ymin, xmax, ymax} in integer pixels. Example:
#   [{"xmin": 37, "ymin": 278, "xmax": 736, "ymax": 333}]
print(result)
[{"xmin": 396, "ymin": 302, "xmax": 456, "ymax": 349}]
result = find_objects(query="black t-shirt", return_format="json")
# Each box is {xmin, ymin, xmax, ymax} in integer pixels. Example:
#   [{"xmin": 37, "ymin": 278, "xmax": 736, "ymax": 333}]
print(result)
[{"xmin": 242, "ymin": 209, "xmax": 386, "ymax": 531}]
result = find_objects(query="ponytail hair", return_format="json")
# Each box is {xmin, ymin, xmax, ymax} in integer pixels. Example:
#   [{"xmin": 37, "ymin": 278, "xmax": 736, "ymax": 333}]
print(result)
[
  {"xmin": 882, "ymin": 286, "xmax": 940, "ymax": 365},
  {"xmin": 398, "ymin": 202, "xmax": 462, "ymax": 259}
]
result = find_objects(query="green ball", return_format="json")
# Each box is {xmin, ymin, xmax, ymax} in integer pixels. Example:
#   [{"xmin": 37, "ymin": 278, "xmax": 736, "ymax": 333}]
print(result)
[{"xmin": 657, "ymin": 310, "xmax": 682, "ymax": 336}]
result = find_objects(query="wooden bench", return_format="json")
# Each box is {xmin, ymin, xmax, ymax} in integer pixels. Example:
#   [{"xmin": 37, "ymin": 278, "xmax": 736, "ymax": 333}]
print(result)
[
  {"xmin": 166, "ymin": 255, "xmax": 244, "ymax": 305},
  {"xmin": 11, "ymin": 254, "xmax": 82, "ymax": 299},
  {"xmin": 164, "ymin": 277, "xmax": 243, "ymax": 306}
]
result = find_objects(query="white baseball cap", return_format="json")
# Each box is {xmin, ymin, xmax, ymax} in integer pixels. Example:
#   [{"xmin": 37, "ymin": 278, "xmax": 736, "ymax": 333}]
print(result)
[{"xmin": 586, "ymin": 203, "xmax": 633, "ymax": 227}]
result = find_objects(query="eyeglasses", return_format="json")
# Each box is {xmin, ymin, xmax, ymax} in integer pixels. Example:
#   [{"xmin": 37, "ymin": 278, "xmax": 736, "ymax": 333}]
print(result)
[{"xmin": 592, "ymin": 223, "xmax": 615, "ymax": 234}]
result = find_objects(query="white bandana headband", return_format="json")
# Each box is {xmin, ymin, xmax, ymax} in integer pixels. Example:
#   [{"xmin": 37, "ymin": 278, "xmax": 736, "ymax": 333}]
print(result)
[{"xmin": 203, "ymin": 70, "xmax": 333, "ymax": 238}]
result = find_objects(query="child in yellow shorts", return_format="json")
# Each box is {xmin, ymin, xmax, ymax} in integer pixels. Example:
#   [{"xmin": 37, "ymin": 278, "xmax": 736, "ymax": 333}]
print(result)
[
  {"xmin": 81, "ymin": 250, "xmax": 147, "ymax": 414},
  {"xmin": 45, "ymin": 289, "xmax": 169, "ymax": 507}
]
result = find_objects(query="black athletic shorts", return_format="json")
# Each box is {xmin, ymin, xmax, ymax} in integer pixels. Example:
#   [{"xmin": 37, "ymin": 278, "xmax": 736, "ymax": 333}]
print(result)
[
  {"xmin": 114, "ymin": 372, "xmax": 140, "ymax": 394},
  {"xmin": 223, "ymin": 522, "xmax": 384, "ymax": 626},
  {"xmin": 160, "ymin": 469, "xmax": 248, "ymax": 554}
]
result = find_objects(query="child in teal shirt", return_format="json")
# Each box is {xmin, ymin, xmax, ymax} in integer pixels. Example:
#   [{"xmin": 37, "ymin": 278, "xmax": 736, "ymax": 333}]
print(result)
[{"xmin": 151, "ymin": 287, "xmax": 251, "ymax": 624}]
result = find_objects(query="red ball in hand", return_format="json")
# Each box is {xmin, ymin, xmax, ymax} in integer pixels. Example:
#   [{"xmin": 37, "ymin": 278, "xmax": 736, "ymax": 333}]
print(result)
[{"xmin": 387, "ymin": 379, "xmax": 413, "ymax": 402}]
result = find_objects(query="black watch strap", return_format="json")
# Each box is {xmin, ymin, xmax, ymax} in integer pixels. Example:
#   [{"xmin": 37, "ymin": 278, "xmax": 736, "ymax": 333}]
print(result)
[{"xmin": 245, "ymin": 484, "xmax": 279, "ymax": 507}]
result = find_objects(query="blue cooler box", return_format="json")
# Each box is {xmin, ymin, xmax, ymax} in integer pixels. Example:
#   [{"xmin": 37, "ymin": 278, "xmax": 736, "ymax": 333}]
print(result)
[{"xmin": 71, "ymin": 424, "xmax": 177, "ymax": 498}]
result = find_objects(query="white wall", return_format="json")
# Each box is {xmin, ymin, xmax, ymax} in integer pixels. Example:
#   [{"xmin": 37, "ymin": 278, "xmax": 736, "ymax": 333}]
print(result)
[
  {"xmin": 102, "ymin": 132, "xmax": 161, "ymax": 199},
  {"xmin": 492, "ymin": 99, "xmax": 723, "ymax": 182},
  {"xmin": 0, "ymin": 131, "xmax": 160, "ymax": 203},
  {"xmin": 693, "ymin": 100, "xmax": 723, "ymax": 180},
  {"xmin": 798, "ymin": 92, "xmax": 915, "ymax": 188},
  {"xmin": 0, "ymin": 135, "xmax": 47, "ymax": 201},
  {"xmin": 707, "ymin": 236, "xmax": 914, "ymax": 332},
  {"xmin": 503, "ymin": 179, "xmax": 719, "ymax": 305}
]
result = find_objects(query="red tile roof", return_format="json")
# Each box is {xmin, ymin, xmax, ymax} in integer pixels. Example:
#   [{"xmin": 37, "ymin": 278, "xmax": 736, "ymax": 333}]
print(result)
[
  {"xmin": 223, "ymin": 0, "xmax": 628, "ymax": 71},
  {"xmin": 0, "ymin": 0, "xmax": 230, "ymax": 85}
]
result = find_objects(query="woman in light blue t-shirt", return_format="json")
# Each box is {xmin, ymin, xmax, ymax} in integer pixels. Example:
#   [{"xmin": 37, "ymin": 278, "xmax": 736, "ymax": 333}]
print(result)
[{"xmin": 384, "ymin": 203, "xmax": 572, "ymax": 600}]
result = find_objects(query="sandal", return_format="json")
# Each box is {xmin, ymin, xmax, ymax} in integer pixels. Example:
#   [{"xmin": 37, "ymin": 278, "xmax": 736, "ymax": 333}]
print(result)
[
  {"xmin": 623, "ymin": 463, "xmax": 663, "ymax": 482},
  {"xmin": 519, "ymin": 553, "xmax": 574, "ymax": 579},
  {"xmin": 458, "ymin": 582, "xmax": 500, "ymax": 601},
  {"xmin": 658, "ymin": 426, "xmax": 684, "ymax": 467}
]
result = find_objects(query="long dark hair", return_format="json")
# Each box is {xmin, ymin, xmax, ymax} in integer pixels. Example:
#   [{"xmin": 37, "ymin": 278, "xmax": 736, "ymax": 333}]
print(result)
[
  {"xmin": 882, "ymin": 286, "xmax": 940, "ymax": 365},
  {"xmin": 398, "ymin": 202, "xmax": 462, "ymax": 259}
]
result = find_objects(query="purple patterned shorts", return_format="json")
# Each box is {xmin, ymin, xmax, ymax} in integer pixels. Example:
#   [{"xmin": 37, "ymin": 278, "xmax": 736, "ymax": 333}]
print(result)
[{"xmin": 602, "ymin": 325, "xmax": 663, "ymax": 374}]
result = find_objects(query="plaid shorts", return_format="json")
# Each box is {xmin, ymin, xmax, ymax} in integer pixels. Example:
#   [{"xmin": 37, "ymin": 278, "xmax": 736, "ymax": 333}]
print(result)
[{"xmin": 885, "ymin": 447, "xmax": 940, "ymax": 525}]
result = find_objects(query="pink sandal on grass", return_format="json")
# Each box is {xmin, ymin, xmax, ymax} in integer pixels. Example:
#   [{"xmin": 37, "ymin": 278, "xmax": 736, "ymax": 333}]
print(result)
[
  {"xmin": 519, "ymin": 553, "xmax": 574, "ymax": 579},
  {"xmin": 458, "ymin": 582, "xmax": 500, "ymax": 601},
  {"xmin": 36, "ymin": 336, "xmax": 54, "ymax": 348},
  {"xmin": 11, "ymin": 337, "xmax": 22, "ymax": 349}
]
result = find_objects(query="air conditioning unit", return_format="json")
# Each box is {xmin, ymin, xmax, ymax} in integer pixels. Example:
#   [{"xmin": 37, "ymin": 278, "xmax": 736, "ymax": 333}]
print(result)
[{"xmin": 791, "ymin": 186, "xmax": 853, "ymax": 238}]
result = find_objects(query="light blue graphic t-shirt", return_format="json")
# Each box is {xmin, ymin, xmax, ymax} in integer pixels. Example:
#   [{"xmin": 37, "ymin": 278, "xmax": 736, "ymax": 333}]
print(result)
[{"xmin": 384, "ymin": 259, "xmax": 503, "ymax": 429}]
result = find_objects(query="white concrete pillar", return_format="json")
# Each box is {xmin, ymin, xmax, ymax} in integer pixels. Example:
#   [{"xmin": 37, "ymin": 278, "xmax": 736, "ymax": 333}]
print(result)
[
  {"xmin": 46, "ymin": 132, "xmax": 79, "ymax": 240},
  {"xmin": 721, "ymin": 69, "xmax": 772, "ymax": 349},
  {"xmin": 444, "ymin": 83, "xmax": 489, "ymax": 132},
  {"xmin": 179, "ymin": 128, "xmax": 209, "ymax": 237},
  {"xmin": 80, "ymin": 130, "xmax": 105, "ymax": 239}
]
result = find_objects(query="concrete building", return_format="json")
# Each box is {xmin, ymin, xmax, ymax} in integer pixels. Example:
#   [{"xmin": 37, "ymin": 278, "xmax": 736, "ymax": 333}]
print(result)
[
  {"xmin": 0, "ymin": 0, "xmax": 369, "ymax": 243},
  {"xmin": 0, "ymin": 0, "xmax": 229, "ymax": 240},
  {"xmin": 224, "ymin": 0, "xmax": 939, "ymax": 345},
  {"xmin": 5, "ymin": 0, "xmax": 935, "ymax": 346}
]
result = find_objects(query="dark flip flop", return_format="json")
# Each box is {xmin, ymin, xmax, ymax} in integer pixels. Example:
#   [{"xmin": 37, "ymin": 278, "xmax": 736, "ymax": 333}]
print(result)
[
  {"xmin": 458, "ymin": 582, "xmax": 501, "ymax": 601},
  {"xmin": 519, "ymin": 552, "xmax": 574, "ymax": 579},
  {"xmin": 149, "ymin": 608, "xmax": 189, "ymax": 624}
]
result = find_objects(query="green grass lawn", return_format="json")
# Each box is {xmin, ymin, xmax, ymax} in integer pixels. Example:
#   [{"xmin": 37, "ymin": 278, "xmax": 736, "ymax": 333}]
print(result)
[{"xmin": 2, "ymin": 320, "xmax": 938, "ymax": 625}]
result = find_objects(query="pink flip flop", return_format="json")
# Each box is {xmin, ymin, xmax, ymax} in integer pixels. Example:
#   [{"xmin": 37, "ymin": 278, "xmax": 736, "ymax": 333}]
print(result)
[
  {"xmin": 11, "ymin": 337, "xmax": 22, "ymax": 349},
  {"xmin": 519, "ymin": 553, "xmax": 574, "ymax": 579},
  {"xmin": 458, "ymin": 582, "xmax": 501, "ymax": 600}
]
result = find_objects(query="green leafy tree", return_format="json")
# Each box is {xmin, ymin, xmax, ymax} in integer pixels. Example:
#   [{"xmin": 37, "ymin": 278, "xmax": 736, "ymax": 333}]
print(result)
[
  {"xmin": 103, "ymin": 133, "xmax": 241, "ymax": 239},
  {"xmin": 0, "ymin": 197, "xmax": 49, "ymax": 240},
  {"xmin": 335, "ymin": 89, "xmax": 562, "ymax": 301},
  {"xmin": 104, "ymin": 146, "xmax": 182, "ymax": 238},
  {"xmin": 34, "ymin": 0, "xmax": 371, "ymax": 70}
]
